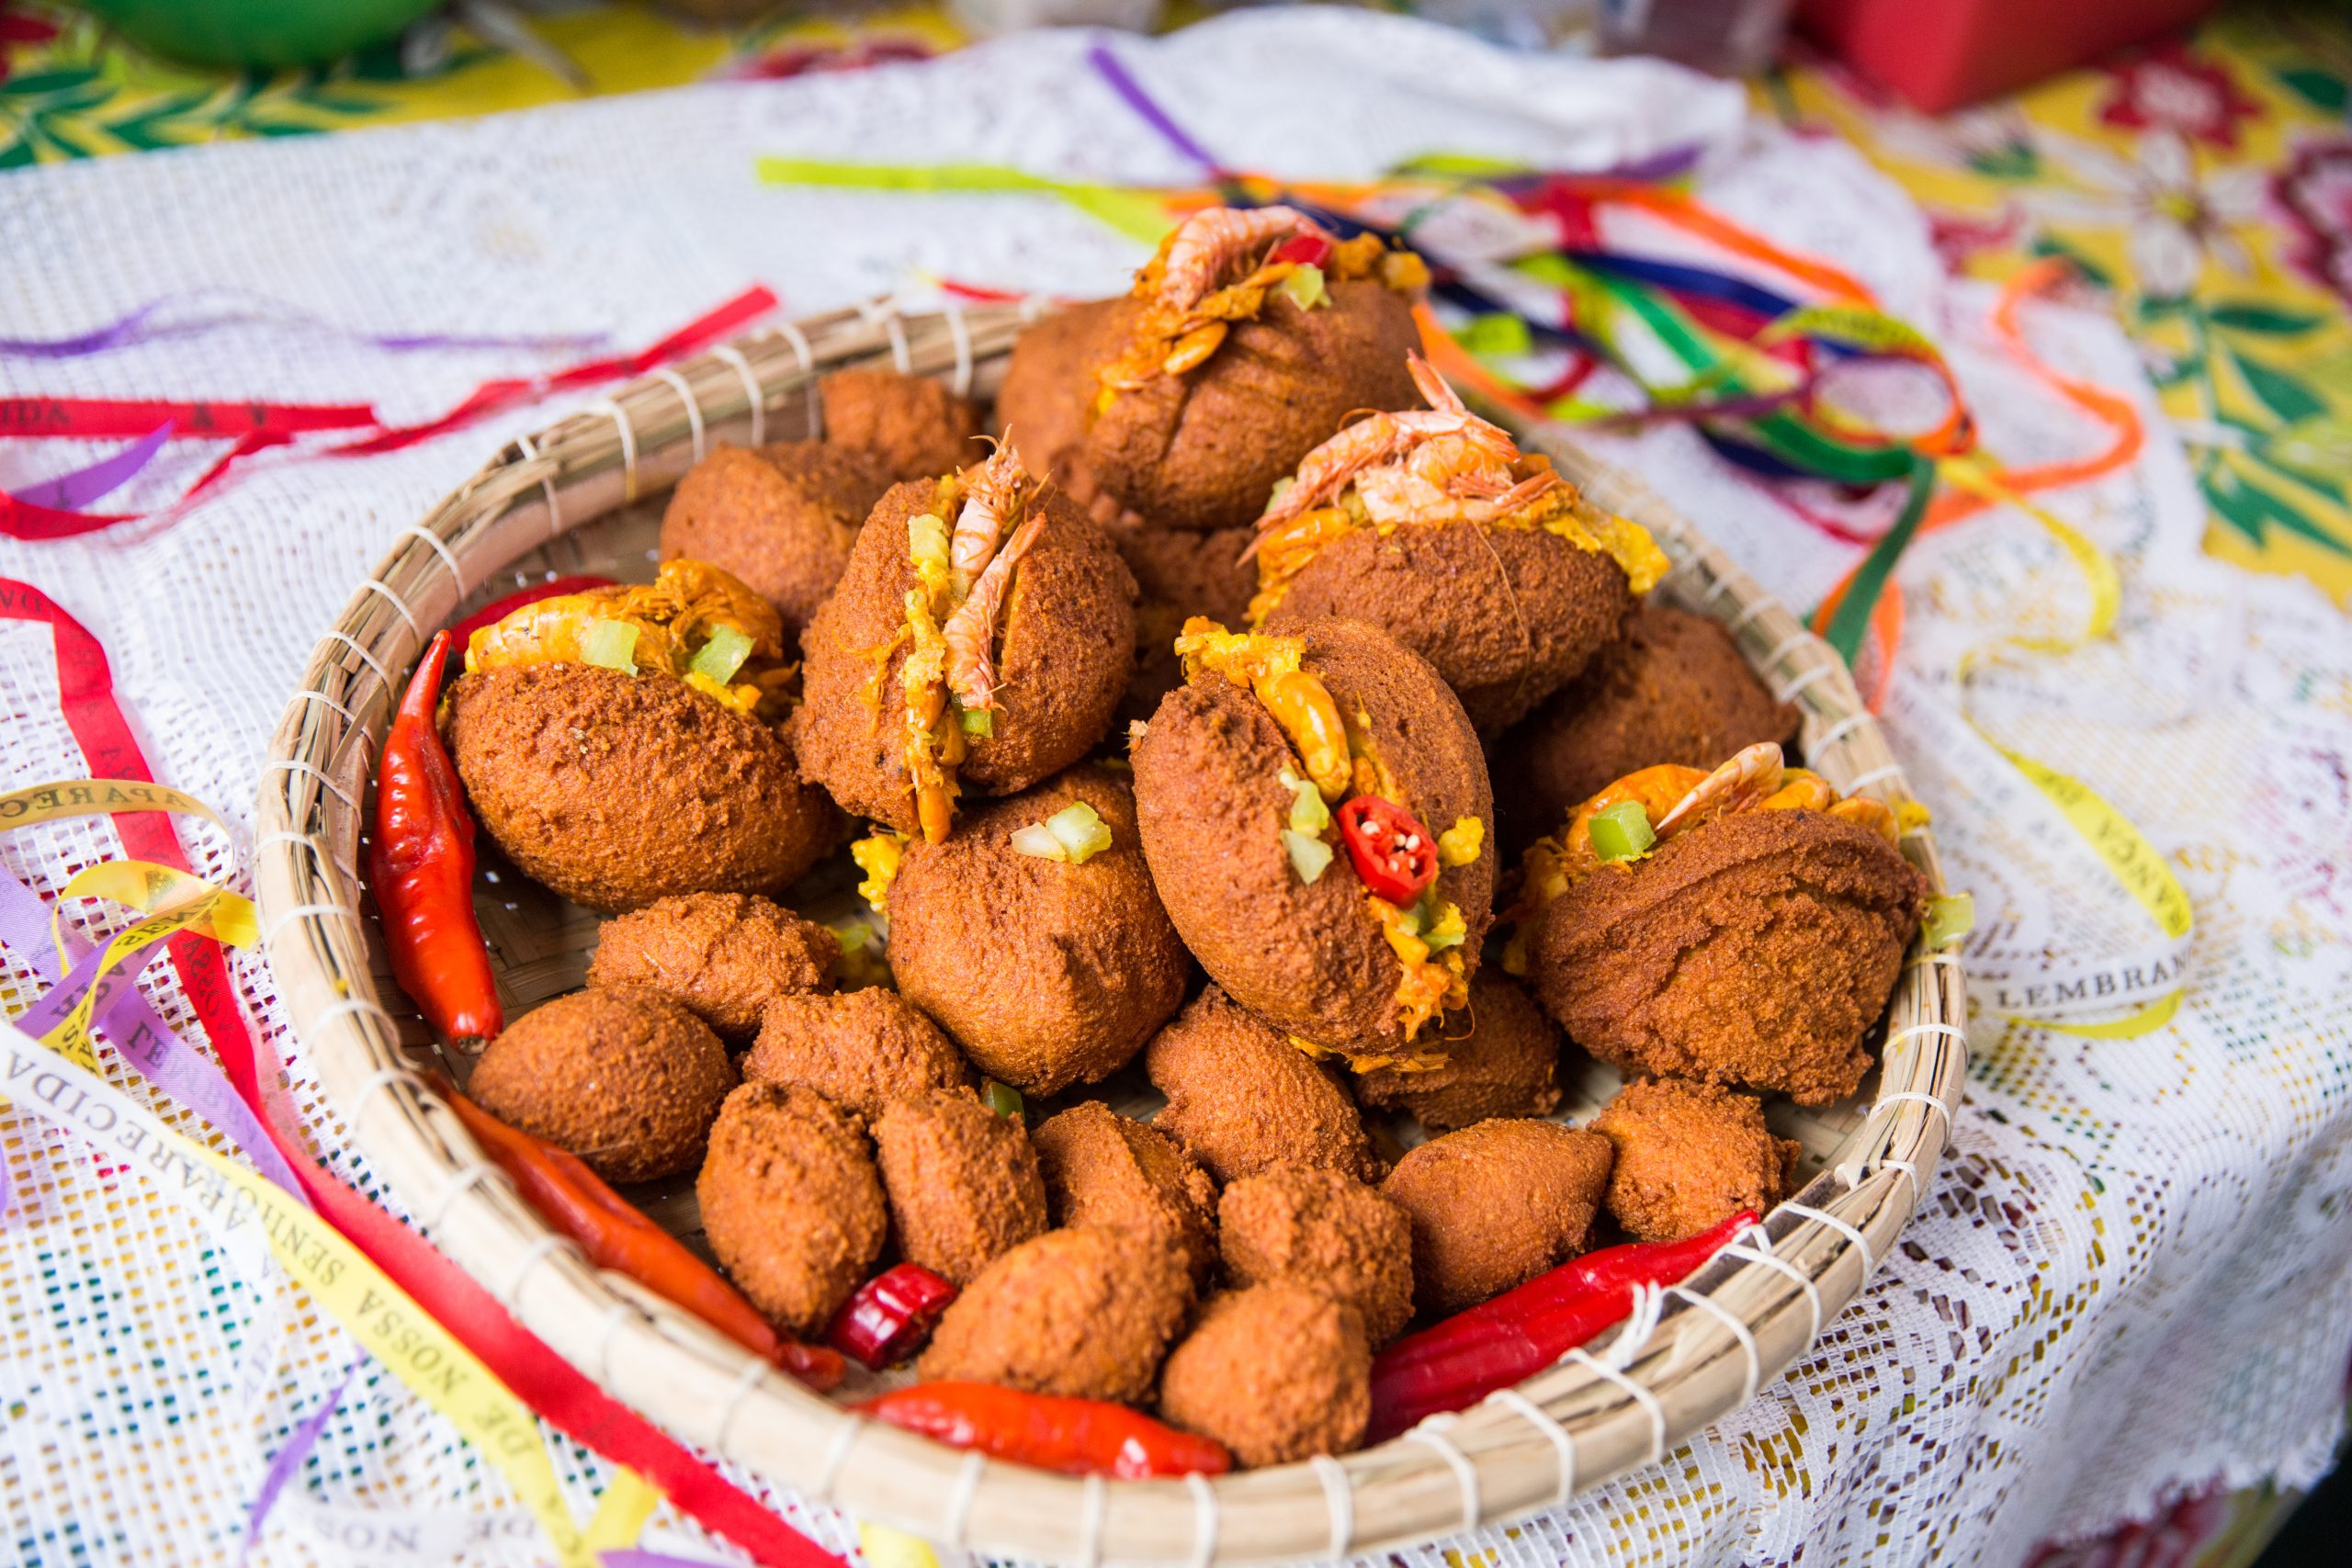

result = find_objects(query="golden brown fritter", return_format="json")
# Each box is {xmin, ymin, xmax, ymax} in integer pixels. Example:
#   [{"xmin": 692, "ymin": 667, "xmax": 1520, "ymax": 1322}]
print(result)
[
  {"xmin": 1592, "ymin": 1078, "xmax": 1799, "ymax": 1243},
  {"xmin": 657, "ymin": 442, "xmax": 890, "ymax": 638},
  {"xmin": 1158, "ymin": 1285, "xmax": 1370, "ymax": 1468},
  {"xmin": 468, "ymin": 985, "xmax": 735, "ymax": 1184},
  {"xmin": 1086, "ymin": 282, "xmax": 1421, "ymax": 533},
  {"xmin": 1111, "ymin": 522, "xmax": 1260, "ymax": 726},
  {"xmin": 887, "ymin": 766, "xmax": 1189, "ymax": 1096},
  {"xmin": 443, "ymin": 661, "xmax": 841, "ymax": 914},
  {"xmin": 917, "ymin": 1226, "xmax": 1191, "ymax": 1402},
  {"xmin": 790, "ymin": 477, "xmax": 1137, "ymax": 833},
  {"xmin": 697, "ymin": 1082, "xmax": 888, "ymax": 1334},
  {"xmin": 741, "ymin": 987, "xmax": 970, "ymax": 1119},
  {"xmin": 1531, "ymin": 807, "xmax": 1928, "ymax": 1105},
  {"xmin": 1145, "ymin": 987, "xmax": 1384, "ymax": 1186},
  {"xmin": 1263, "ymin": 521, "xmax": 1636, "ymax": 734},
  {"xmin": 871, "ymin": 1090, "xmax": 1048, "ymax": 1285},
  {"xmin": 1494, "ymin": 604, "xmax": 1800, "ymax": 854},
  {"xmin": 586, "ymin": 892, "xmax": 840, "ymax": 1044},
  {"xmin": 1217, "ymin": 1167, "xmax": 1413, "ymax": 1346},
  {"xmin": 1032, "ymin": 1100, "xmax": 1219, "ymax": 1290},
  {"xmin": 817, "ymin": 367, "xmax": 986, "ymax": 483},
  {"xmin": 1355, "ymin": 971, "xmax": 1563, "ymax": 1132},
  {"xmin": 1380, "ymin": 1119, "xmax": 1613, "ymax": 1316},
  {"xmin": 994, "ymin": 298, "xmax": 1125, "ymax": 488},
  {"xmin": 1132, "ymin": 617, "xmax": 1496, "ymax": 1058}
]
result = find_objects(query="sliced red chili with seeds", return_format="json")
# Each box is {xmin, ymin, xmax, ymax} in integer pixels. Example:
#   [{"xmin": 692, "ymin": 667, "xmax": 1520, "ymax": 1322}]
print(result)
[
  {"xmin": 1270, "ymin": 232, "xmax": 1335, "ymax": 269},
  {"xmin": 1336, "ymin": 795, "xmax": 1440, "ymax": 905}
]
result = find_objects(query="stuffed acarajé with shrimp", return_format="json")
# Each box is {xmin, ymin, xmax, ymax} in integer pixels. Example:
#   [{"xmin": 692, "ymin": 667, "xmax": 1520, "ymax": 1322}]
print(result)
[
  {"xmin": 1509, "ymin": 742, "xmax": 1928, "ymax": 1105},
  {"xmin": 1032, "ymin": 204, "xmax": 1430, "ymax": 535},
  {"xmin": 1131, "ymin": 615, "xmax": 1495, "ymax": 1071},
  {"xmin": 1251, "ymin": 354, "xmax": 1668, "ymax": 734},
  {"xmin": 443, "ymin": 558, "xmax": 842, "ymax": 912},
  {"xmin": 790, "ymin": 443, "xmax": 1136, "ymax": 841}
]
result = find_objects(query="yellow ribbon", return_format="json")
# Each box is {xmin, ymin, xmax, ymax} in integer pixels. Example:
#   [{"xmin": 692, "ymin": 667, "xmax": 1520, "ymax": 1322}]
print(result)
[
  {"xmin": 753, "ymin": 156, "xmax": 1176, "ymax": 245},
  {"xmin": 30, "ymin": 861, "xmax": 254, "ymax": 1070},
  {"xmin": 1938, "ymin": 454, "xmax": 2193, "ymax": 1039},
  {"xmin": 0, "ymin": 778, "xmax": 227, "ymax": 833}
]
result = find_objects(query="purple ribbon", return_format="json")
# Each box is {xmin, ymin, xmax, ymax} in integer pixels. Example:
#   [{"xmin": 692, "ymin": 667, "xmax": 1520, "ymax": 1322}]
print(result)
[
  {"xmin": 243, "ymin": 1359, "xmax": 362, "ymax": 1561},
  {"xmin": 6, "ymin": 424, "xmax": 174, "ymax": 512},
  {"xmin": 0, "ymin": 864, "xmax": 311, "ymax": 1206},
  {"xmin": 1087, "ymin": 41, "xmax": 1224, "ymax": 176},
  {"xmin": 0, "ymin": 288, "xmax": 609, "ymax": 362}
]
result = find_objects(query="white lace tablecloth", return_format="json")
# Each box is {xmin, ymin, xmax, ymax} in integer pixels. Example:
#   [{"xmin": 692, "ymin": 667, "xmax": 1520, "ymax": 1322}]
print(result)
[{"xmin": 2, "ymin": 13, "xmax": 2348, "ymax": 1567}]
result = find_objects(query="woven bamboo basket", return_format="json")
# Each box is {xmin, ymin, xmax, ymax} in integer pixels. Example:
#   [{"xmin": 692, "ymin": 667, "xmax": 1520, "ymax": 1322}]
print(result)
[{"xmin": 254, "ymin": 298, "xmax": 1966, "ymax": 1567}]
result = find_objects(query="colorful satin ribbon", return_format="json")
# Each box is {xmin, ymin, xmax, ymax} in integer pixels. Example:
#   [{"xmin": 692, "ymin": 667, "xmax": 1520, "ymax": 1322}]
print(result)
[
  {"xmin": 0, "ymin": 578, "xmax": 842, "ymax": 1568},
  {"xmin": 0, "ymin": 287, "xmax": 780, "ymax": 541}
]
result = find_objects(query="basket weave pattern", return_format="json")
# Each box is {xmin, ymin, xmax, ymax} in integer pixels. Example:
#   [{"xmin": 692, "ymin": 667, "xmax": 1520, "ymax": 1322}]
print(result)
[{"xmin": 254, "ymin": 300, "xmax": 1964, "ymax": 1566}]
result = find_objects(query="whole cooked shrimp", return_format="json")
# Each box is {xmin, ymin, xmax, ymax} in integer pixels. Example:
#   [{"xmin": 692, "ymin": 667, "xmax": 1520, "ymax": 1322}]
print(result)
[
  {"xmin": 943, "ymin": 512, "xmax": 1047, "ymax": 712},
  {"xmin": 951, "ymin": 442, "xmax": 1035, "ymax": 581},
  {"xmin": 1255, "ymin": 354, "xmax": 1523, "ymax": 527},
  {"xmin": 1159, "ymin": 205, "xmax": 1328, "ymax": 311}
]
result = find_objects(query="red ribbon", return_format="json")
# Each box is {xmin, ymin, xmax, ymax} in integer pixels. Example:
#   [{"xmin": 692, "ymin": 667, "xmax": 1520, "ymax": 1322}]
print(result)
[
  {"xmin": 333, "ymin": 286, "xmax": 780, "ymax": 457},
  {"xmin": 0, "ymin": 286, "xmax": 782, "ymax": 537},
  {"xmin": 0, "ymin": 398, "xmax": 378, "ymax": 440},
  {"xmin": 0, "ymin": 578, "xmax": 842, "ymax": 1568}
]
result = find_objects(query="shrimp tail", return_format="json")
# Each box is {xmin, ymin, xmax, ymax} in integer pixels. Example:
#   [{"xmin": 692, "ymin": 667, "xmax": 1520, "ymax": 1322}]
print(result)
[
  {"xmin": 944, "ymin": 512, "xmax": 1047, "ymax": 711},
  {"xmin": 1408, "ymin": 351, "xmax": 1466, "ymax": 415}
]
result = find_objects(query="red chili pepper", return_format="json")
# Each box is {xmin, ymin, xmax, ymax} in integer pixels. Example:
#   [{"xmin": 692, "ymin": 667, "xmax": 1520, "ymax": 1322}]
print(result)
[
  {"xmin": 856, "ymin": 1382, "xmax": 1231, "ymax": 1479},
  {"xmin": 825, "ymin": 1263, "xmax": 957, "ymax": 1371},
  {"xmin": 1336, "ymin": 795, "xmax": 1441, "ymax": 905},
  {"xmin": 447, "ymin": 573, "xmax": 618, "ymax": 650},
  {"xmin": 1366, "ymin": 1208, "xmax": 1758, "ymax": 1442},
  {"xmin": 370, "ymin": 630, "xmax": 503, "ymax": 1043},
  {"xmin": 445, "ymin": 1089, "xmax": 845, "ymax": 1393},
  {"xmin": 1271, "ymin": 232, "xmax": 1335, "ymax": 269}
]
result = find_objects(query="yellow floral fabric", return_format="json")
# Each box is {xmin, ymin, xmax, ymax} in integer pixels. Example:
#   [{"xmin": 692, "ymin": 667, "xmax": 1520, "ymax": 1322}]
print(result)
[{"xmin": 1772, "ymin": 8, "xmax": 2352, "ymax": 601}]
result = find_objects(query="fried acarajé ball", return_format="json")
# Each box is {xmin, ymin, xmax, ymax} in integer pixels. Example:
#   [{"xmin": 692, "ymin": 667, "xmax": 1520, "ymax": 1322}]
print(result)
[
  {"xmin": 1132, "ymin": 618, "xmax": 1497, "ymax": 1060},
  {"xmin": 1592, "ymin": 1078, "xmax": 1800, "ymax": 1243},
  {"xmin": 1146, "ymin": 987, "xmax": 1385, "ymax": 1186},
  {"xmin": 817, "ymin": 367, "xmax": 986, "ymax": 483},
  {"xmin": 993, "ymin": 298, "xmax": 1125, "ymax": 492},
  {"xmin": 586, "ymin": 892, "xmax": 840, "ymax": 1045},
  {"xmin": 1380, "ymin": 1119, "xmax": 1613, "ymax": 1316},
  {"xmin": 790, "ymin": 476, "xmax": 1137, "ymax": 834},
  {"xmin": 657, "ymin": 442, "xmax": 890, "ymax": 638},
  {"xmin": 1033, "ymin": 1100, "xmax": 1219, "ymax": 1290},
  {"xmin": 1111, "ymin": 521, "xmax": 1260, "ymax": 725},
  {"xmin": 468, "ymin": 985, "xmax": 734, "ymax": 1184},
  {"xmin": 697, "ymin": 1082, "xmax": 888, "ymax": 1334},
  {"xmin": 1217, "ymin": 1167, "xmax": 1414, "ymax": 1346},
  {"xmin": 1086, "ymin": 288, "xmax": 1422, "ymax": 534},
  {"xmin": 741, "ymin": 987, "xmax": 969, "ymax": 1120},
  {"xmin": 1355, "ymin": 971, "xmax": 1563, "ymax": 1133},
  {"xmin": 1158, "ymin": 1285, "xmax": 1371, "ymax": 1468},
  {"xmin": 917, "ymin": 1226, "xmax": 1191, "ymax": 1402},
  {"xmin": 872, "ymin": 1090, "xmax": 1048, "ymax": 1285},
  {"xmin": 887, "ymin": 767, "xmax": 1189, "ymax": 1096},
  {"xmin": 1531, "ymin": 808, "xmax": 1928, "ymax": 1105},
  {"xmin": 1262, "ymin": 519, "xmax": 1637, "ymax": 735},
  {"xmin": 1494, "ymin": 604, "xmax": 1800, "ymax": 854},
  {"xmin": 444, "ymin": 661, "xmax": 841, "ymax": 914}
]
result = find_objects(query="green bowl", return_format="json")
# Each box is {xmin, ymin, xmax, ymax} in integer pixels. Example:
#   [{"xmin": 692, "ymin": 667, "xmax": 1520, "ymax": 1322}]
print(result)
[{"xmin": 81, "ymin": 0, "xmax": 443, "ymax": 70}]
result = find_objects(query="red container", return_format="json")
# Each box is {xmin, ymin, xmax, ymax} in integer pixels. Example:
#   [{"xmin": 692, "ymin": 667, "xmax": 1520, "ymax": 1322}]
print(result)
[{"xmin": 1796, "ymin": 0, "xmax": 2222, "ymax": 112}]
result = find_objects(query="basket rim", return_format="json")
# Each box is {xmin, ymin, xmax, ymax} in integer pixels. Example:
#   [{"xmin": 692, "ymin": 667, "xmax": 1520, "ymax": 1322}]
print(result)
[{"xmin": 251, "ymin": 296, "xmax": 1966, "ymax": 1567}]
